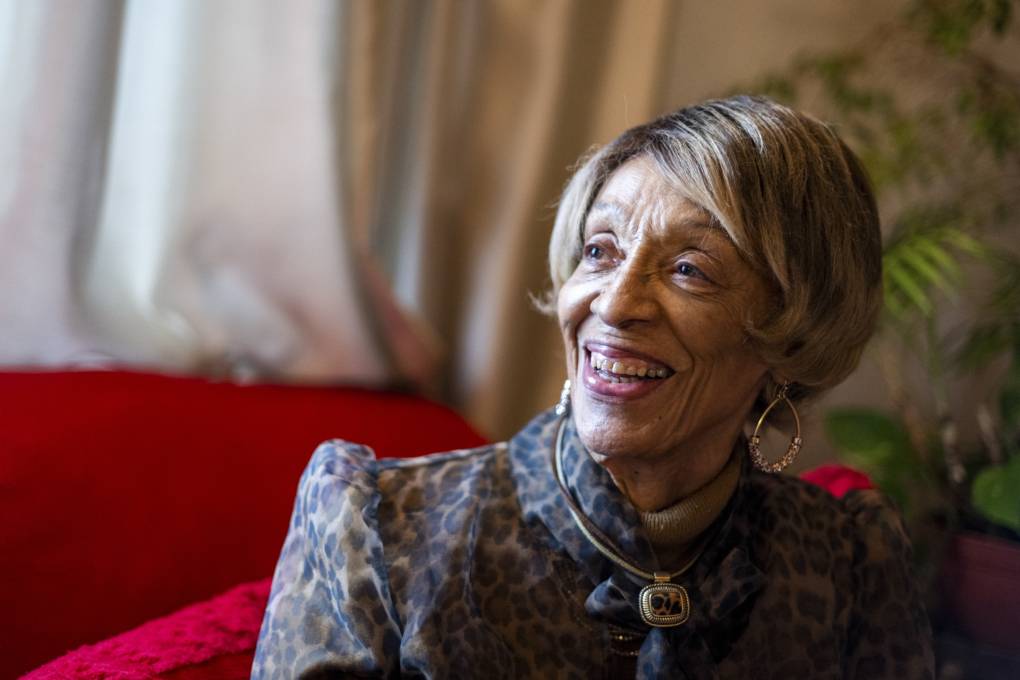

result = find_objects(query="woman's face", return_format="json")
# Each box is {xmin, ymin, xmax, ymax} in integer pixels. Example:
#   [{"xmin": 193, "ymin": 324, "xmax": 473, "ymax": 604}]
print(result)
[{"xmin": 557, "ymin": 155, "xmax": 772, "ymax": 472}]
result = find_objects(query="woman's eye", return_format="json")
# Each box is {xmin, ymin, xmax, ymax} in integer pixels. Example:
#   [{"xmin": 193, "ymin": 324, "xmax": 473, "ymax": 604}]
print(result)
[{"xmin": 677, "ymin": 262, "xmax": 703, "ymax": 278}]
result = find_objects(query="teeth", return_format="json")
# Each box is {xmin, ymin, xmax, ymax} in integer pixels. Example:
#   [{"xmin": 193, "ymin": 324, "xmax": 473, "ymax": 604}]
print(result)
[{"xmin": 588, "ymin": 351, "xmax": 669, "ymax": 380}]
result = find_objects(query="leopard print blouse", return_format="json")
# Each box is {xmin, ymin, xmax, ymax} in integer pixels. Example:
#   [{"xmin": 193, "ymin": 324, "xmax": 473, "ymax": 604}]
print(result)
[{"xmin": 253, "ymin": 409, "xmax": 934, "ymax": 679}]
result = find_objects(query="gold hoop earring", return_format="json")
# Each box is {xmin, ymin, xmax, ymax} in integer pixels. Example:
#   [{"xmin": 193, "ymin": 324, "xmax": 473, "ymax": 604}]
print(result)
[
  {"xmin": 555, "ymin": 379, "xmax": 572, "ymax": 416},
  {"xmin": 748, "ymin": 382, "xmax": 802, "ymax": 473}
]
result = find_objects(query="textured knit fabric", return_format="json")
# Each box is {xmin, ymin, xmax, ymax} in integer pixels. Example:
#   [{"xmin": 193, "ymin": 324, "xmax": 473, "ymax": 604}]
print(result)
[
  {"xmin": 638, "ymin": 449, "xmax": 741, "ymax": 549},
  {"xmin": 254, "ymin": 409, "xmax": 934, "ymax": 679},
  {"xmin": 24, "ymin": 579, "xmax": 270, "ymax": 680}
]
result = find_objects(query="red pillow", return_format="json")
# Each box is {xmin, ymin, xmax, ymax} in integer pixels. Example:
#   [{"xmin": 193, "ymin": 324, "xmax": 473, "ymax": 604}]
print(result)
[
  {"xmin": 799, "ymin": 463, "xmax": 874, "ymax": 498},
  {"xmin": 23, "ymin": 578, "xmax": 270, "ymax": 680}
]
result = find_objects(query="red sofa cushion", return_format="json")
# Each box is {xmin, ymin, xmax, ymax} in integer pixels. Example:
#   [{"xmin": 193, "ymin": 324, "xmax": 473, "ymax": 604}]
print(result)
[{"xmin": 1, "ymin": 370, "xmax": 487, "ymax": 678}]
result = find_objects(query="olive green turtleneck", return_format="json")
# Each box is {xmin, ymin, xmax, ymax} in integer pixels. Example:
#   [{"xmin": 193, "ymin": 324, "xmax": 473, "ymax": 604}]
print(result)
[{"xmin": 637, "ymin": 451, "xmax": 741, "ymax": 568}]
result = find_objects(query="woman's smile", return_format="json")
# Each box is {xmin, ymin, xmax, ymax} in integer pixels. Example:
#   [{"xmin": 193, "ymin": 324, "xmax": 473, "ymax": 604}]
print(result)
[{"xmin": 582, "ymin": 343, "xmax": 673, "ymax": 399}]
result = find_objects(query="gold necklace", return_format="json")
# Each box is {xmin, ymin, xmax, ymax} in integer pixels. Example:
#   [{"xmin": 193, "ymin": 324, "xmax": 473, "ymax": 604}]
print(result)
[{"xmin": 552, "ymin": 417, "xmax": 704, "ymax": 628}]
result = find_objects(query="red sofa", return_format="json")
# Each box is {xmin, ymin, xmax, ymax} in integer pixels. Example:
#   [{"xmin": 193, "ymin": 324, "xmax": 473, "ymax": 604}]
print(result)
[{"xmin": 1, "ymin": 370, "xmax": 487, "ymax": 678}]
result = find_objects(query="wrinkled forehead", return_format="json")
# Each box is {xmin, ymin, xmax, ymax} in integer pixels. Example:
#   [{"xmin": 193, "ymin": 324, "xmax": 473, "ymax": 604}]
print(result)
[{"xmin": 584, "ymin": 156, "xmax": 731, "ymax": 245}]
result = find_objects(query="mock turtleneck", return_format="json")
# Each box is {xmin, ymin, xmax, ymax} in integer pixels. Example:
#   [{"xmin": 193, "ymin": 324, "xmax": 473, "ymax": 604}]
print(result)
[{"xmin": 637, "ymin": 450, "xmax": 741, "ymax": 563}]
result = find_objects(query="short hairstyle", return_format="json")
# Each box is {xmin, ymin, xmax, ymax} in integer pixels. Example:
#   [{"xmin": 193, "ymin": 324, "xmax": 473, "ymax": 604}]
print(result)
[{"xmin": 546, "ymin": 95, "xmax": 883, "ymax": 404}]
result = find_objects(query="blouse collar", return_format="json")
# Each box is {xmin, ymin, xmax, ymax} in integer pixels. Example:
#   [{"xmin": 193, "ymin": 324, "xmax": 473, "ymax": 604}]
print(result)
[{"xmin": 508, "ymin": 408, "xmax": 767, "ymax": 679}]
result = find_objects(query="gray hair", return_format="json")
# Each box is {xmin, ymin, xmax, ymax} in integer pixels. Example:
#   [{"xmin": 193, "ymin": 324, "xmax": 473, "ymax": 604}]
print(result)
[{"xmin": 545, "ymin": 95, "xmax": 883, "ymax": 403}]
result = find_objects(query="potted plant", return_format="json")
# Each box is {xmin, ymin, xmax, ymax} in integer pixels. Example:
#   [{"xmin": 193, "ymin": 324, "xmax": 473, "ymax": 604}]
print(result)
[{"xmin": 741, "ymin": 0, "xmax": 1020, "ymax": 662}]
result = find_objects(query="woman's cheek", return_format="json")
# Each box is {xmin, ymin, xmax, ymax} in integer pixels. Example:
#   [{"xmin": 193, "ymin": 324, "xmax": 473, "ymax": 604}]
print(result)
[
  {"xmin": 558, "ymin": 277, "xmax": 597, "ymax": 327},
  {"xmin": 556, "ymin": 279, "xmax": 588, "ymax": 374},
  {"xmin": 557, "ymin": 299, "xmax": 578, "ymax": 369}
]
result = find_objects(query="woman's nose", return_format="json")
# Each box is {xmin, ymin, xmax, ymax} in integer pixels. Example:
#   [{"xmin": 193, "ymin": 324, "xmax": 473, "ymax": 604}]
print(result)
[{"xmin": 590, "ymin": 261, "xmax": 657, "ymax": 328}]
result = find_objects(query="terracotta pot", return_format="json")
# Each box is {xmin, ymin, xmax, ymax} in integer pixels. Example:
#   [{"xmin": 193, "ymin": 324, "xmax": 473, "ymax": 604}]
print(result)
[{"xmin": 940, "ymin": 531, "xmax": 1020, "ymax": 652}]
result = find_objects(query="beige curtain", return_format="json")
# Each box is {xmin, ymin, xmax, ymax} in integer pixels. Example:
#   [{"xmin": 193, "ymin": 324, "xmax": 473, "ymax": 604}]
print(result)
[
  {"xmin": 1, "ymin": 0, "xmax": 902, "ymax": 441},
  {"xmin": 2, "ymin": 0, "xmax": 398, "ymax": 385},
  {"xmin": 339, "ymin": 0, "xmax": 681, "ymax": 435}
]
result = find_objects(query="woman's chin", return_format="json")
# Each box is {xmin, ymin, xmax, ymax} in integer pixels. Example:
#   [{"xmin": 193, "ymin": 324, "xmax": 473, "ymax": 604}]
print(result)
[
  {"xmin": 571, "ymin": 413, "xmax": 656, "ymax": 461},
  {"xmin": 583, "ymin": 444, "xmax": 643, "ymax": 466}
]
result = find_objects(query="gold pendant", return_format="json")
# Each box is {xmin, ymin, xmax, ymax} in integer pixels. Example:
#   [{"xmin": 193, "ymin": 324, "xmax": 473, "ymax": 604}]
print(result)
[{"xmin": 638, "ymin": 574, "xmax": 690, "ymax": 628}]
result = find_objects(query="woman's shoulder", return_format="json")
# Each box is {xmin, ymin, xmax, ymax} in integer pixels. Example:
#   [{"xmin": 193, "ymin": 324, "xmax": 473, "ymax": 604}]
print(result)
[
  {"xmin": 737, "ymin": 471, "xmax": 933, "ymax": 676},
  {"xmin": 296, "ymin": 438, "xmax": 510, "ymax": 509},
  {"xmin": 746, "ymin": 468, "xmax": 907, "ymax": 536},
  {"xmin": 742, "ymin": 468, "xmax": 916, "ymax": 576}
]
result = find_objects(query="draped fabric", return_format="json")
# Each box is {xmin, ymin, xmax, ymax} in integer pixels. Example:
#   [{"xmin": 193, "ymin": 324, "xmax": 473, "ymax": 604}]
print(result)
[
  {"xmin": 2, "ymin": 0, "xmax": 398, "ymax": 384},
  {"xmin": 1, "ymin": 0, "xmax": 900, "ymax": 439}
]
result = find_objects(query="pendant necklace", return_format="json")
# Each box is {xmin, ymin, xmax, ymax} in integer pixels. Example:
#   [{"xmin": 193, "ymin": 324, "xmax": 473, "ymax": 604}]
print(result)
[{"xmin": 552, "ymin": 416, "xmax": 704, "ymax": 628}]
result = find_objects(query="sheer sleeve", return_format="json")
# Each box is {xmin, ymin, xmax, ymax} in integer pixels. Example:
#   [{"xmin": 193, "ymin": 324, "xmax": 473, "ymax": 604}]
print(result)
[
  {"xmin": 253, "ymin": 442, "xmax": 402, "ymax": 679},
  {"xmin": 842, "ymin": 489, "xmax": 935, "ymax": 680}
]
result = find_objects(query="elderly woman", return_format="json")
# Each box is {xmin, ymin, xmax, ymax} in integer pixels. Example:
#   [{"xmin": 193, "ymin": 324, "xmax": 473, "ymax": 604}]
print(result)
[{"xmin": 253, "ymin": 96, "xmax": 934, "ymax": 679}]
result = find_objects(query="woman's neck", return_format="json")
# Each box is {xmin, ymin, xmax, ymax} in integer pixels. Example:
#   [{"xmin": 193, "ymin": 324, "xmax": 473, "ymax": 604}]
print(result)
[{"xmin": 596, "ymin": 420, "xmax": 744, "ymax": 513}]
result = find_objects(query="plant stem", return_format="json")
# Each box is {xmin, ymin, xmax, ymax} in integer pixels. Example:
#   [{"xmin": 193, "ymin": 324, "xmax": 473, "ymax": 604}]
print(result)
[
  {"xmin": 927, "ymin": 315, "xmax": 966, "ymax": 485},
  {"xmin": 876, "ymin": 336, "xmax": 929, "ymax": 464}
]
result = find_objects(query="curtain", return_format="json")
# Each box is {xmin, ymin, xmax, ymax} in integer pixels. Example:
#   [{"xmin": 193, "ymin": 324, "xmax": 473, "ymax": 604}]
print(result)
[
  {"xmin": 338, "ymin": 0, "xmax": 679, "ymax": 433},
  {"xmin": 3, "ymin": 0, "xmax": 398, "ymax": 385}
]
